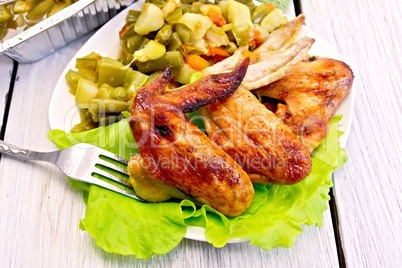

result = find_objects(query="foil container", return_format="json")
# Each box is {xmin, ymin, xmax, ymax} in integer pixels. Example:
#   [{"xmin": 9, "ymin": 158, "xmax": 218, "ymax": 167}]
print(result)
[{"xmin": 0, "ymin": 0, "xmax": 136, "ymax": 63}]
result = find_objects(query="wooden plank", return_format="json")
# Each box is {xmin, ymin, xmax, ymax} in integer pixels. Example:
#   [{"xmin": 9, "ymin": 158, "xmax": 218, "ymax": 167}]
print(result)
[
  {"xmin": 0, "ymin": 55, "xmax": 14, "ymax": 132},
  {"xmin": 302, "ymin": 0, "xmax": 402, "ymax": 267}
]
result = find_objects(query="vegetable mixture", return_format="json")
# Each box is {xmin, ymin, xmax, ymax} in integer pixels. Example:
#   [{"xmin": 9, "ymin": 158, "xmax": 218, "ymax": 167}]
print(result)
[
  {"xmin": 66, "ymin": 0, "xmax": 288, "ymax": 132},
  {"xmin": 0, "ymin": 0, "xmax": 78, "ymax": 41}
]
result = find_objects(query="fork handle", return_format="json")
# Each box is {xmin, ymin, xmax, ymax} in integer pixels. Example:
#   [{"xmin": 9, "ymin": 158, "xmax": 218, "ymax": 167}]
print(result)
[{"xmin": 0, "ymin": 140, "xmax": 50, "ymax": 162}]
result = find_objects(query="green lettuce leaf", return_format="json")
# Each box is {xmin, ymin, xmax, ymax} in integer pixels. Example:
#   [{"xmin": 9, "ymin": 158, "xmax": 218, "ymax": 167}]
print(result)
[
  {"xmin": 47, "ymin": 114, "xmax": 347, "ymax": 258},
  {"xmin": 256, "ymin": 0, "xmax": 290, "ymax": 11}
]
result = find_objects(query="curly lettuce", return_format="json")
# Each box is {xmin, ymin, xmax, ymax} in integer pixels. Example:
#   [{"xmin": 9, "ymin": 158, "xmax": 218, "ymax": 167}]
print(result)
[{"xmin": 47, "ymin": 113, "xmax": 347, "ymax": 258}]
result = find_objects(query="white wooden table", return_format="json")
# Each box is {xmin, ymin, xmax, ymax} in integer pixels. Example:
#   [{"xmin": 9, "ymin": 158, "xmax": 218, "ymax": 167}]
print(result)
[{"xmin": 0, "ymin": 0, "xmax": 401, "ymax": 267}]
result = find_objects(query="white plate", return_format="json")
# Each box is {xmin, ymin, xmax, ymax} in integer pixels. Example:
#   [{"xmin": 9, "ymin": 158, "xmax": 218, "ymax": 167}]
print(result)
[{"xmin": 49, "ymin": 0, "xmax": 355, "ymax": 242}]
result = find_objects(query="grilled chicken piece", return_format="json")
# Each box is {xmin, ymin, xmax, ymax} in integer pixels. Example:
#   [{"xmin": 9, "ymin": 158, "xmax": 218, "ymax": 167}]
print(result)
[
  {"xmin": 200, "ymin": 86, "xmax": 312, "ymax": 185},
  {"xmin": 129, "ymin": 59, "xmax": 254, "ymax": 217},
  {"xmin": 254, "ymin": 56, "xmax": 354, "ymax": 152},
  {"xmin": 197, "ymin": 15, "xmax": 313, "ymax": 185},
  {"xmin": 202, "ymin": 15, "xmax": 315, "ymax": 91}
]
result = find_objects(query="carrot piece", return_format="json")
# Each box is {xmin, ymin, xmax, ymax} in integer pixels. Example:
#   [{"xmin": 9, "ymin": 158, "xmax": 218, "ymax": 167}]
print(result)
[
  {"xmin": 250, "ymin": 29, "xmax": 265, "ymax": 50},
  {"xmin": 206, "ymin": 47, "xmax": 231, "ymax": 57},
  {"xmin": 266, "ymin": 3, "xmax": 275, "ymax": 12},
  {"xmin": 207, "ymin": 9, "xmax": 226, "ymax": 27},
  {"xmin": 184, "ymin": 54, "xmax": 210, "ymax": 71}
]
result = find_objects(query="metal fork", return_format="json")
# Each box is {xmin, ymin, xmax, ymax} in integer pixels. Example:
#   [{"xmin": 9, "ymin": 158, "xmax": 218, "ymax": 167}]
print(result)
[{"xmin": 0, "ymin": 140, "xmax": 145, "ymax": 202}]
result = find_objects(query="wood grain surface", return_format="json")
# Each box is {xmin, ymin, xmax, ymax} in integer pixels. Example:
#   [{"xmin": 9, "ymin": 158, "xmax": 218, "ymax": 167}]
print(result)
[
  {"xmin": 0, "ymin": 55, "xmax": 13, "ymax": 133},
  {"xmin": 303, "ymin": 0, "xmax": 402, "ymax": 267},
  {"xmin": 0, "ymin": 0, "xmax": 400, "ymax": 267}
]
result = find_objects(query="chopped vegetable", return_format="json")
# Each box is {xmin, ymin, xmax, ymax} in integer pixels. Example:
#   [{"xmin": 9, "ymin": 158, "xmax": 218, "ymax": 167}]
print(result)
[
  {"xmin": 75, "ymin": 78, "xmax": 98, "ymax": 109},
  {"xmin": 65, "ymin": 70, "xmax": 85, "ymax": 94},
  {"xmin": 136, "ymin": 51, "xmax": 184, "ymax": 73},
  {"xmin": 26, "ymin": 0, "xmax": 56, "ymax": 20},
  {"xmin": 0, "ymin": 6, "xmax": 12, "ymax": 23},
  {"xmin": 134, "ymin": 3, "xmax": 165, "ymax": 35},
  {"xmin": 133, "ymin": 40, "xmax": 166, "ymax": 62},
  {"xmin": 172, "ymin": 63, "xmax": 197, "ymax": 84},
  {"xmin": 206, "ymin": 46, "xmax": 231, "ymax": 57},
  {"xmin": 184, "ymin": 54, "xmax": 209, "ymax": 71},
  {"xmin": 124, "ymin": 69, "xmax": 148, "ymax": 97},
  {"xmin": 260, "ymin": 8, "xmax": 288, "ymax": 32},
  {"xmin": 205, "ymin": 24, "xmax": 230, "ymax": 47},
  {"xmin": 251, "ymin": 3, "xmax": 274, "ymax": 24},
  {"xmin": 98, "ymin": 57, "xmax": 126, "ymax": 87},
  {"xmin": 227, "ymin": 0, "xmax": 254, "ymax": 45},
  {"xmin": 200, "ymin": 4, "xmax": 226, "ymax": 27},
  {"xmin": 155, "ymin": 24, "xmax": 173, "ymax": 45},
  {"xmin": 178, "ymin": 13, "xmax": 213, "ymax": 41}
]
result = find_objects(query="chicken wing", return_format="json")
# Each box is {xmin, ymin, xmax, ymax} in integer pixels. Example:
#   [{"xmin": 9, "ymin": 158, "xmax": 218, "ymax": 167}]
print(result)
[
  {"xmin": 254, "ymin": 56, "xmax": 354, "ymax": 152},
  {"xmin": 129, "ymin": 59, "xmax": 254, "ymax": 217},
  {"xmin": 197, "ymin": 16, "xmax": 314, "ymax": 185},
  {"xmin": 200, "ymin": 85, "xmax": 312, "ymax": 185}
]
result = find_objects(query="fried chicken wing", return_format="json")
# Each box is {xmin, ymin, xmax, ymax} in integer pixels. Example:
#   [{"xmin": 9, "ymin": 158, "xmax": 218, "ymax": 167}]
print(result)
[
  {"xmin": 129, "ymin": 59, "xmax": 254, "ymax": 217},
  {"xmin": 254, "ymin": 56, "xmax": 354, "ymax": 152},
  {"xmin": 196, "ymin": 16, "xmax": 314, "ymax": 185},
  {"xmin": 200, "ymin": 85, "xmax": 312, "ymax": 185}
]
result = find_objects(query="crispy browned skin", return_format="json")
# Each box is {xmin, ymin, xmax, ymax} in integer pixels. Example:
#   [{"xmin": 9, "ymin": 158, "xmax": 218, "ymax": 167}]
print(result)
[
  {"xmin": 200, "ymin": 85, "xmax": 312, "ymax": 185},
  {"xmin": 129, "ymin": 59, "xmax": 254, "ymax": 217},
  {"xmin": 255, "ymin": 56, "xmax": 354, "ymax": 152}
]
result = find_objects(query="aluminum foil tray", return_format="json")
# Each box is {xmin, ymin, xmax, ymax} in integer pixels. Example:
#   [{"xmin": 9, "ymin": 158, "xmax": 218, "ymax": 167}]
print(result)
[{"xmin": 0, "ymin": 0, "xmax": 136, "ymax": 63}]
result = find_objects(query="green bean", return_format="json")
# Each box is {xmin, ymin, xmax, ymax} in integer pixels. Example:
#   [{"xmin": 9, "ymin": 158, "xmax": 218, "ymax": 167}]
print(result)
[
  {"xmin": 111, "ymin": 87, "xmax": 127, "ymax": 100},
  {"xmin": 251, "ymin": 3, "xmax": 272, "ymax": 24},
  {"xmin": 76, "ymin": 58, "xmax": 97, "ymax": 71},
  {"xmin": 135, "ymin": 51, "xmax": 184, "ymax": 73},
  {"xmin": 47, "ymin": 2, "xmax": 70, "ymax": 17},
  {"xmin": 70, "ymin": 110, "xmax": 97, "ymax": 133},
  {"xmin": 26, "ymin": 0, "xmax": 56, "ymax": 20},
  {"xmin": 166, "ymin": 7, "xmax": 182, "ymax": 24},
  {"xmin": 89, "ymin": 99, "xmax": 129, "ymax": 114},
  {"xmin": 126, "ymin": 10, "xmax": 141, "ymax": 24},
  {"xmin": 167, "ymin": 32, "xmax": 183, "ymax": 51},
  {"xmin": 0, "ymin": 6, "xmax": 12, "ymax": 23},
  {"xmin": 124, "ymin": 69, "xmax": 148, "ymax": 97},
  {"xmin": 98, "ymin": 57, "xmax": 126, "ymax": 87},
  {"xmin": 96, "ymin": 84, "xmax": 114, "ymax": 99},
  {"xmin": 139, "ymin": 37, "xmax": 151, "ymax": 49},
  {"xmin": 122, "ymin": 33, "xmax": 145, "ymax": 54},
  {"xmin": 120, "ymin": 24, "xmax": 135, "ymax": 40},
  {"xmin": 155, "ymin": 24, "xmax": 172, "ymax": 45},
  {"xmin": 120, "ymin": 53, "xmax": 134, "ymax": 66},
  {"xmin": 175, "ymin": 24, "xmax": 194, "ymax": 45}
]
